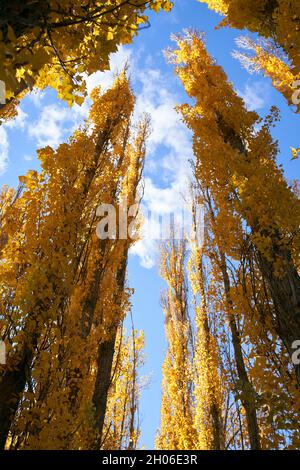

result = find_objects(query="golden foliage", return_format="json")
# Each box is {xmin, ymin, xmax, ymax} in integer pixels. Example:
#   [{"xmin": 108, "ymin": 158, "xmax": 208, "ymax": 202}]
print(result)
[
  {"xmin": 199, "ymin": 0, "xmax": 300, "ymax": 75},
  {"xmin": 0, "ymin": 1, "xmax": 173, "ymax": 107},
  {"xmin": 0, "ymin": 74, "xmax": 148, "ymax": 450}
]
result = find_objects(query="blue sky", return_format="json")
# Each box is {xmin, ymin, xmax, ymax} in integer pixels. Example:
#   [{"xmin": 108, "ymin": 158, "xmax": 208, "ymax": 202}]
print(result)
[{"xmin": 1, "ymin": 0, "xmax": 299, "ymax": 449}]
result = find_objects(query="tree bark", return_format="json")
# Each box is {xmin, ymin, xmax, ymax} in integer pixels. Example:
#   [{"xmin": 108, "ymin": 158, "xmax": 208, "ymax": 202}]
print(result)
[
  {"xmin": 92, "ymin": 333, "xmax": 117, "ymax": 442},
  {"xmin": 0, "ymin": 336, "xmax": 36, "ymax": 449},
  {"xmin": 257, "ymin": 249, "xmax": 300, "ymax": 385},
  {"xmin": 92, "ymin": 254, "xmax": 128, "ymax": 448},
  {"xmin": 220, "ymin": 253, "xmax": 261, "ymax": 450}
]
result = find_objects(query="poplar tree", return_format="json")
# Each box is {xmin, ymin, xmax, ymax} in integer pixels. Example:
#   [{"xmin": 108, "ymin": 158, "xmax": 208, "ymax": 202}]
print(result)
[
  {"xmin": 169, "ymin": 31, "xmax": 300, "ymax": 385},
  {"xmin": 0, "ymin": 74, "xmax": 148, "ymax": 449}
]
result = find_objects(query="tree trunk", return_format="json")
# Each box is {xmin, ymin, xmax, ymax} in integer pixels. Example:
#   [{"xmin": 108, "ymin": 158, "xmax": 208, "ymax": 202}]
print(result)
[
  {"xmin": 217, "ymin": 112, "xmax": 300, "ymax": 385},
  {"xmin": 220, "ymin": 253, "xmax": 261, "ymax": 450},
  {"xmin": 92, "ymin": 333, "xmax": 117, "ymax": 443},
  {"xmin": 210, "ymin": 402, "xmax": 224, "ymax": 450},
  {"xmin": 257, "ymin": 249, "xmax": 300, "ymax": 385},
  {"xmin": 0, "ymin": 339, "xmax": 35, "ymax": 449},
  {"xmin": 92, "ymin": 254, "xmax": 128, "ymax": 448}
]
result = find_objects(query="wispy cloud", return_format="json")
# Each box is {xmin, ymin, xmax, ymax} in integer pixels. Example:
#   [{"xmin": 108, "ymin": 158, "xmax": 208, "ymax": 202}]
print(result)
[
  {"xmin": 5, "ymin": 107, "xmax": 28, "ymax": 130},
  {"xmin": 1, "ymin": 45, "xmax": 194, "ymax": 269},
  {"xmin": 30, "ymin": 47, "xmax": 134, "ymax": 144},
  {"xmin": 128, "ymin": 57, "xmax": 194, "ymax": 269},
  {"xmin": 28, "ymin": 104, "xmax": 70, "ymax": 148},
  {"xmin": 27, "ymin": 90, "xmax": 46, "ymax": 108},
  {"xmin": 82, "ymin": 47, "xmax": 193, "ymax": 269},
  {"xmin": 0, "ymin": 107, "xmax": 27, "ymax": 176},
  {"xmin": 85, "ymin": 46, "xmax": 133, "ymax": 94},
  {"xmin": 237, "ymin": 81, "xmax": 270, "ymax": 111}
]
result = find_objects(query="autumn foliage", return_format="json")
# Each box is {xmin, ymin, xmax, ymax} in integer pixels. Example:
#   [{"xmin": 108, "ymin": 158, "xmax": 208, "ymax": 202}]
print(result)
[
  {"xmin": 0, "ymin": 74, "xmax": 148, "ymax": 449},
  {"xmin": 157, "ymin": 30, "xmax": 300, "ymax": 450}
]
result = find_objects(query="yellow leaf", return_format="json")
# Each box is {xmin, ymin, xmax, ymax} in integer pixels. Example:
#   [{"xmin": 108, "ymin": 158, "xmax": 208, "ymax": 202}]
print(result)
[{"xmin": 290, "ymin": 147, "xmax": 300, "ymax": 160}]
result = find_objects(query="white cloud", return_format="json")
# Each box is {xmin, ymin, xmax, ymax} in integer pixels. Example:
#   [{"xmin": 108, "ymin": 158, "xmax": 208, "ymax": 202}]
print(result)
[
  {"xmin": 1, "ymin": 45, "xmax": 194, "ymax": 269},
  {"xmin": 128, "ymin": 61, "xmax": 194, "ymax": 269},
  {"xmin": 28, "ymin": 104, "xmax": 69, "ymax": 148},
  {"xmin": 64, "ymin": 47, "xmax": 134, "ymax": 133},
  {"xmin": 143, "ymin": 174, "xmax": 191, "ymax": 215},
  {"xmin": 28, "ymin": 47, "xmax": 131, "ymax": 147},
  {"xmin": 238, "ymin": 81, "xmax": 269, "ymax": 111},
  {"xmin": 85, "ymin": 46, "xmax": 133, "ymax": 94},
  {"xmin": 5, "ymin": 107, "xmax": 28, "ymax": 130},
  {"xmin": 27, "ymin": 90, "xmax": 46, "ymax": 108},
  {"xmin": 0, "ymin": 127, "xmax": 9, "ymax": 175},
  {"xmin": 0, "ymin": 107, "xmax": 27, "ymax": 176},
  {"xmin": 130, "ymin": 237, "xmax": 159, "ymax": 270},
  {"xmin": 24, "ymin": 154, "xmax": 33, "ymax": 161},
  {"xmin": 0, "ymin": 106, "xmax": 27, "ymax": 176}
]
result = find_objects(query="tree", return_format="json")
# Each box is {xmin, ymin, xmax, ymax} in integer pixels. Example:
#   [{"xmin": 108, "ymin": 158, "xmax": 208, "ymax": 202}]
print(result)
[
  {"xmin": 157, "ymin": 230, "xmax": 226, "ymax": 450},
  {"xmin": 203, "ymin": 188, "xmax": 261, "ymax": 449},
  {"xmin": 199, "ymin": 1, "xmax": 300, "ymax": 77},
  {"xmin": 0, "ymin": 73, "xmax": 148, "ymax": 449},
  {"xmin": 169, "ymin": 31, "xmax": 300, "ymax": 385},
  {"xmin": 233, "ymin": 36, "xmax": 300, "ymax": 114},
  {"xmin": 156, "ymin": 239, "xmax": 197, "ymax": 450},
  {"xmin": 156, "ymin": 188, "xmax": 300, "ymax": 449},
  {"xmin": 187, "ymin": 207, "xmax": 225, "ymax": 450},
  {"xmin": 0, "ymin": 0, "xmax": 173, "ymax": 108},
  {"xmin": 102, "ymin": 326, "xmax": 144, "ymax": 450},
  {"xmin": 205, "ymin": 183, "xmax": 300, "ymax": 448}
]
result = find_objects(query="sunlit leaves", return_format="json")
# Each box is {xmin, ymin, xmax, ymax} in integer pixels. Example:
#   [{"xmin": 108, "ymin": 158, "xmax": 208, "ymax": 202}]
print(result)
[
  {"xmin": 0, "ymin": 1, "xmax": 173, "ymax": 107},
  {"xmin": 1, "ymin": 74, "xmax": 148, "ymax": 450}
]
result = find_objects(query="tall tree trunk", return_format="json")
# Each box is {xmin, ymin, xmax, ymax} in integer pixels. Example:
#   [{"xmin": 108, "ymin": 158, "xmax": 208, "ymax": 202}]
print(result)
[
  {"xmin": 0, "ymin": 321, "xmax": 39, "ymax": 449},
  {"xmin": 210, "ymin": 402, "xmax": 224, "ymax": 450},
  {"xmin": 92, "ymin": 333, "xmax": 117, "ymax": 444},
  {"xmin": 0, "ymin": 346, "xmax": 31, "ymax": 449},
  {"xmin": 257, "ymin": 249, "xmax": 300, "ymax": 384},
  {"xmin": 220, "ymin": 253, "xmax": 261, "ymax": 450},
  {"xmin": 92, "ymin": 254, "xmax": 128, "ymax": 448}
]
